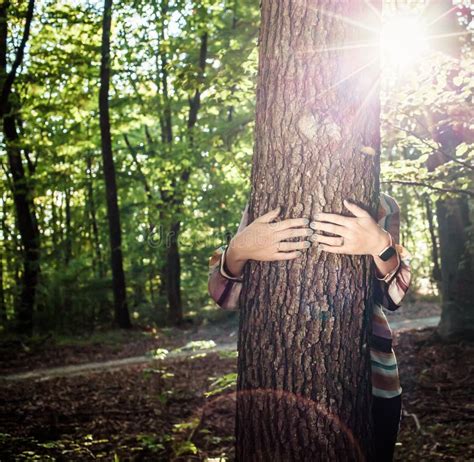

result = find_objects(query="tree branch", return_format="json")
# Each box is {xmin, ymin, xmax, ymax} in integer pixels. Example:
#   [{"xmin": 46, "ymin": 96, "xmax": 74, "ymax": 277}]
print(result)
[
  {"xmin": 386, "ymin": 122, "xmax": 474, "ymax": 171},
  {"xmin": 381, "ymin": 180, "xmax": 474, "ymax": 197},
  {"xmin": 122, "ymin": 134, "xmax": 153, "ymax": 203}
]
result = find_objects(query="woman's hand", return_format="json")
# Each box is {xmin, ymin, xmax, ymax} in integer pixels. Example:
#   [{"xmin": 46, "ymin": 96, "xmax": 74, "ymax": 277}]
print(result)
[
  {"xmin": 309, "ymin": 199, "xmax": 390, "ymax": 257},
  {"xmin": 225, "ymin": 206, "xmax": 314, "ymax": 277}
]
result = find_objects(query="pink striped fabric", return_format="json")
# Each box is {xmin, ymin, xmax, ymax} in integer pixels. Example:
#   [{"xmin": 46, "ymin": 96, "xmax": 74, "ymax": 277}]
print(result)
[{"xmin": 208, "ymin": 192, "xmax": 412, "ymax": 398}]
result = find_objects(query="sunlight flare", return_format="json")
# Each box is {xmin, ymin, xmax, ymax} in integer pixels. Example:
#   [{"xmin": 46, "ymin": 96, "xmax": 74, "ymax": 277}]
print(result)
[{"xmin": 381, "ymin": 14, "xmax": 429, "ymax": 68}]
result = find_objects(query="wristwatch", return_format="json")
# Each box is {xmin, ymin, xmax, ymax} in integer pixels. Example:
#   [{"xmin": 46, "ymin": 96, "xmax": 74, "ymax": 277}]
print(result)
[
  {"xmin": 220, "ymin": 245, "xmax": 244, "ymax": 282},
  {"xmin": 377, "ymin": 230, "xmax": 397, "ymax": 262},
  {"xmin": 378, "ymin": 230, "xmax": 397, "ymax": 261},
  {"xmin": 375, "ymin": 230, "xmax": 401, "ymax": 283}
]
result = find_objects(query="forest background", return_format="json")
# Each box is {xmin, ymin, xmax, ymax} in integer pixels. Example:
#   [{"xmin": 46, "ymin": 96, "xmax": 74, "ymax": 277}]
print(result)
[{"xmin": 0, "ymin": 0, "xmax": 472, "ymax": 339}]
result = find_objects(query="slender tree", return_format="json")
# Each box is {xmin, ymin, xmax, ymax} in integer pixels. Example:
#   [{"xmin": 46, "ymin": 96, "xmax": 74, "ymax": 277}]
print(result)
[
  {"xmin": 99, "ymin": 0, "xmax": 131, "ymax": 328},
  {"xmin": 0, "ymin": 194, "xmax": 6, "ymax": 323},
  {"xmin": 424, "ymin": 194, "xmax": 441, "ymax": 289},
  {"xmin": 85, "ymin": 152, "xmax": 104, "ymax": 279},
  {"xmin": 120, "ymin": 1, "xmax": 209, "ymax": 325},
  {"xmin": 0, "ymin": 0, "xmax": 39, "ymax": 335},
  {"xmin": 165, "ymin": 31, "xmax": 208, "ymax": 325},
  {"xmin": 424, "ymin": 0, "xmax": 473, "ymax": 341},
  {"xmin": 436, "ymin": 196, "xmax": 472, "ymax": 339},
  {"xmin": 236, "ymin": 1, "xmax": 381, "ymax": 460}
]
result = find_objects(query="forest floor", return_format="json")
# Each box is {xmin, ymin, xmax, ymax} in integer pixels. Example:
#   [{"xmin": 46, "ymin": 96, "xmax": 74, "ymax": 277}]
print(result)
[{"xmin": 0, "ymin": 300, "xmax": 472, "ymax": 461}]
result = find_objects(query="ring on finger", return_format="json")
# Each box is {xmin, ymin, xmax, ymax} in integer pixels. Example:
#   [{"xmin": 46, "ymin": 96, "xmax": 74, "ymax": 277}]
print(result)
[{"xmin": 312, "ymin": 234, "xmax": 344, "ymax": 246}]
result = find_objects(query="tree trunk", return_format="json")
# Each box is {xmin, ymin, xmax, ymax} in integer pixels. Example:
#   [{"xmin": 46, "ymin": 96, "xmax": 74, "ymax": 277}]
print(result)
[
  {"xmin": 424, "ymin": 0, "xmax": 473, "ymax": 342},
  {"xmin": 424, "ymin": 194, "xmax": 441, "ymax": 289},
  {"xmin": 1, "ymin": 0, "xmax": 39, "ymax": 336},
  {"xmin": 3, "ymin": 114, "xmax": 41, "ymax": 336},
  {"xmin": 167, "ymin": 31, "xmax": 207, "ymax": 325},
  {"xmin": 0, "ymin": 193, "xmax": 6, "ymax": 324},
  {"xmin": 236, "ymin": 2, "xmax": 381, "ymax": 461},
  {"xmin": 166, "ymin": 219, "xmax": 182, "ymax": 324},
  {"xmin": 64, "ymin": 187, "xmax": 72, "ymax": 266},
  {"xmin": 155, "ymin": 0, "xmax": 184, "ymax": 325},
  {"xmin": 436, "ymin": 197, "xmax": 474, "ymax": 340},
  {"xmin": 0, "ymin": 228, "xmax": 5, "ymax": 324},
  {"xmin": 99, "ymin": 0, "xmax": 131, "ymax": 329},
  {"xmin": 151, "ymin": 0, "xmax": 173, "ymax": 315},
  {"xmin": 86, "ymin": 153, "xmax": 104, "ymax": 278}
]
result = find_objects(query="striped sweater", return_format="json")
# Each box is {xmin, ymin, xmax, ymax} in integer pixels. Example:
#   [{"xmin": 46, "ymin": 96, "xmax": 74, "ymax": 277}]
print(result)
[{"xmin": 208, "ymin": 192, "xmax": 412, "ymax": 399}]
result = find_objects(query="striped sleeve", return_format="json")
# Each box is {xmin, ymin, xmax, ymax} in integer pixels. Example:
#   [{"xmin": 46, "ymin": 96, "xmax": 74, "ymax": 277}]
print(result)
[
  {"xmin": 208, "ymin": 202, "xmax": 249, "ymax": 310},
  {"xmin": 375, "ymin": 193, "xmax": 413, "ymax": 311}
]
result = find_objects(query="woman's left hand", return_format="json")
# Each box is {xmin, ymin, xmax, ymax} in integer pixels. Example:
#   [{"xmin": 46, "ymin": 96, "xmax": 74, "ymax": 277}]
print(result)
[{"xmin": 309, "ymin": 199, "xmax": 390, "ymax": 257}]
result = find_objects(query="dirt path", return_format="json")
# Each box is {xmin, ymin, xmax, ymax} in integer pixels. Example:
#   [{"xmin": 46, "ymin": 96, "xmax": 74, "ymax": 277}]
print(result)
[
  {"xmin": 0, "ymin": 342, "xmax": 238, "ymax": 382},
  {"xmin": 0, "ymin": 316, "xmax": 440, "ymax": 382}
]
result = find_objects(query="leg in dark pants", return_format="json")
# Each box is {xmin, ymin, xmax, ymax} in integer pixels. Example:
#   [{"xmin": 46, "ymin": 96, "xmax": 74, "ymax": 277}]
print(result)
[{"xmin": 372, "ymin": 393, "xmax": 402, "ymax": 462}]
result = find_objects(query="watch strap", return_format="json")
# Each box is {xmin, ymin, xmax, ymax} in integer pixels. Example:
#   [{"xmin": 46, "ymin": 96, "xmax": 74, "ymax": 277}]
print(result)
[
  {"xmin": 377, "ymin": 230, "xmax": 396, "ymax": 259},
  {"xmin": 219, "ymin": 245, "xmax": 244, "ymax": 282},
  {"xmin": 375, "ymin": 232, "xmax": 401, "ymax": 283}
]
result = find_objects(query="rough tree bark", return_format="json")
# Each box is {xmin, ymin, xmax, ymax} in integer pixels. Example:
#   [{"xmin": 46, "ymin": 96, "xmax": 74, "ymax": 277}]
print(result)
[
  {"xmin": 0, "ymin": 0, "xmax": 40, "ymax": 335},
  {"xmin": 99, "ymin": 0, "xmax": 131, "ymax": 328},
  {"xmin": 236, "ymin": 1, "xmax": 381, "ymax": 461}
]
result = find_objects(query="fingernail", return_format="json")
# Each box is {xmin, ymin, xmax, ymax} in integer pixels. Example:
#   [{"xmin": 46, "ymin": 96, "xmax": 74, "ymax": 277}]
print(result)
[
  {"xmin": 303, "ymin": 241, "xmax": 311, "ymax": 248},
  {"xmin": 302, "ymin": 218, "xmax": 309, "ymax": 225},
  {"xmin": 309, "ymin": 221, "xmax": 317, "ymax": 229},
  {"xmin": 306, "ymin": 229, "xmax": 314, "ymax": 235},
  {"xmin": 296, "ymin": 251, "xmax": 302, "ymax": 256}
]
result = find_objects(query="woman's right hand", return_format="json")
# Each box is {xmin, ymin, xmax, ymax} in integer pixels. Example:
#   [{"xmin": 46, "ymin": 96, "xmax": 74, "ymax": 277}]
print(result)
[{"xmin": 225, "ymin": 206, "xmax": 314, "ymax": 277}]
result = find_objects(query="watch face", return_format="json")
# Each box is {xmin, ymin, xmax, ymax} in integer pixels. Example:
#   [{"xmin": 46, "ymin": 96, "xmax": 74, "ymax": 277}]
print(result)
[{"xmin": 379, "ymin": 246, "xmax": 396, "ymax": 262}]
